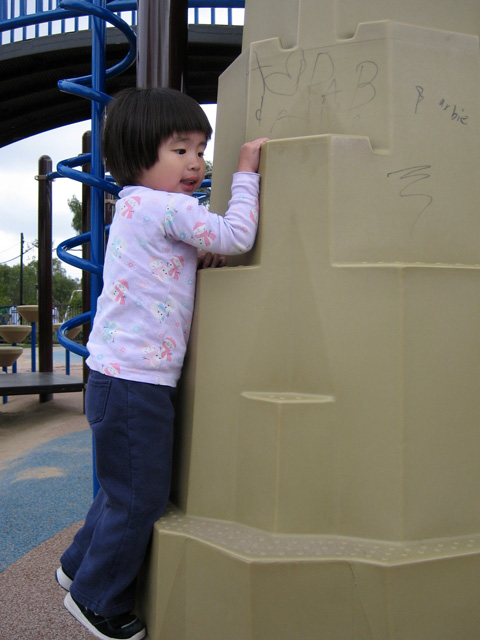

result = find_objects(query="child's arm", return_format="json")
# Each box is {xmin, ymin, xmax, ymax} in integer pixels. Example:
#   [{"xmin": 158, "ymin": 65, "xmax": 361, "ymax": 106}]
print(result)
[
  {"xmin": 162, "ymin": 138, "xmax": 269, "ymax": 257},
  {"xmin": 196, "ymin": 138, "xmax": 269, "ymax": 269}
]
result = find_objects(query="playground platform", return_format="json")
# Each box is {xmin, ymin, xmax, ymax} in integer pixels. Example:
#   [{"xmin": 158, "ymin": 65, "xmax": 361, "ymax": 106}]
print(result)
[{"xmin": 0, "ymin": 346, "xmax": 84, "ymax": 399}]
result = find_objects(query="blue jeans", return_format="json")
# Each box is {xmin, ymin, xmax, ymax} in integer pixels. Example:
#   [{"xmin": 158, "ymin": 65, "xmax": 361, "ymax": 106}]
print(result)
[{"xmin": 61, "ymin": 370, "xmax": 176, "ymax": 616}]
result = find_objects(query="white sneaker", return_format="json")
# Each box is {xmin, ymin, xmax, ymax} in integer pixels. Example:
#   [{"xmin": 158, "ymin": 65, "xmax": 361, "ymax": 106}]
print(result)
[{"xmin": 56, "ymin": 566, "xmax": 73, "ymax": 591}]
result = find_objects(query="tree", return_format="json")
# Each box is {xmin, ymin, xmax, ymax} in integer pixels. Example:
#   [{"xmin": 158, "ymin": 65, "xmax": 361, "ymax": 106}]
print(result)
[
  {"xmin": 51, "ymin": 258, "xmax": 81, "ymax": 305},
  {"xmin": 0, "ymin": 259, "xmax": 80, "ymax": 307},
  {"xmin": 0, "ymin": 195, "xmax": 82, "ymax": 309},
  {"xmin": 68, "ymin": 195, "xmax": 82, "ymax": 234},
  {"xmin": 0, "ymin": 262, "xmax": 37, "ymax": 305}
]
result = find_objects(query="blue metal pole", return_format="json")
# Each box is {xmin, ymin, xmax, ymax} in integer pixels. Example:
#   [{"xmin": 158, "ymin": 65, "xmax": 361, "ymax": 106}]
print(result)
[
  {"xmin": 90, "ymin": 0, "xmax": 107, "ymax": 497},
  {"xmin": 91, "ymin": 0, "xmax": 106, "ymax": 306},
  {"xmin": 31, "ymin": 321, "xmax": 36, "ymax": 372}
]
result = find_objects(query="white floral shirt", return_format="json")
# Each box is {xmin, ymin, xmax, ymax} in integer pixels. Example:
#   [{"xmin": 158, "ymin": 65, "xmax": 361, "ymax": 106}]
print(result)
[{"xmin": 86, "ymin": 172, "xmax": 260, "ymax": 387}]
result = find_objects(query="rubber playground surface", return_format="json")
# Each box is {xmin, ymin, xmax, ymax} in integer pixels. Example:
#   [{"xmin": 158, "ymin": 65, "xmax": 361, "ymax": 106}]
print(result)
[{"xmin": 0, "ymin": 350, "xmax": 94, "ymax": 638}]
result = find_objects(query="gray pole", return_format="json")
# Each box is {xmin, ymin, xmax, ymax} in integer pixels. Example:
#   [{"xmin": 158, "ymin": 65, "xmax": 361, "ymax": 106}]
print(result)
[
  {"xmin": 136, "ymin": 0, "xmax": 188, "ymax": 90},
  {"xmin": 19, "ymin": 232, "xmax": 24, "ymax": 308},
  {"xmin": 38, "ymin": 154, "xmax": 53, "ymax": 402}
]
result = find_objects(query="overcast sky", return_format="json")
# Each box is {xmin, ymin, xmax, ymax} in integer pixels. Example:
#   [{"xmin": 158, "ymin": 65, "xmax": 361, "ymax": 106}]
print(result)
[{"xmin": 0, "ymin": 104, "xmax": 217, "ymax": 281}]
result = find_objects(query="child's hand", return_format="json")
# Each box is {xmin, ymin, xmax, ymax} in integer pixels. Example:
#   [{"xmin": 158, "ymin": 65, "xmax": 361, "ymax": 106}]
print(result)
[
  {"xmin": 237, "ymin": 138, "xmax": 269, "ymax": 173},
  {"xmin": 197, "ymin": 251, "xmax": 227, "ymax": 269}
]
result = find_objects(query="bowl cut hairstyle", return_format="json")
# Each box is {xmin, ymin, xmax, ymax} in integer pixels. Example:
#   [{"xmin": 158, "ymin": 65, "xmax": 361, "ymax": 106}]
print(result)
[{"xmin": 103, "ymin": 87, "xmax": 213, "ymax": 187}]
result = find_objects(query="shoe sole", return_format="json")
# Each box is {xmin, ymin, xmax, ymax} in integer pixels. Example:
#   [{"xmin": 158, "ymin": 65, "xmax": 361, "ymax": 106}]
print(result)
[
  {"xmin": 63, "ymin": 592, "xmax": 146, "ymax": 640},
  {"xmin": 56, "ymin": 567, "xmax": 73, "ymax": 591}
]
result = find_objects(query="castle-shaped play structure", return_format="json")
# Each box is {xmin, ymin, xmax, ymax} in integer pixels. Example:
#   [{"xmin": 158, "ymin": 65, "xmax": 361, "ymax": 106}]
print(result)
[{"xmin": 139, "ymin": 1, "xmax": 480, "ymax": 638}]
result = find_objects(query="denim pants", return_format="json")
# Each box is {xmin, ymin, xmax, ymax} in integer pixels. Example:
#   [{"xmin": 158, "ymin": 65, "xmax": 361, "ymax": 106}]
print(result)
[{"xmin": 61, "ymin": 370, "xmax": 176, "ymax": 617}]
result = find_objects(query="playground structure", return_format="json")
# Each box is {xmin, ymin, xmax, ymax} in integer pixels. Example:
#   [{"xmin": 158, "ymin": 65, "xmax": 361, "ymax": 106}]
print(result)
[
  {"xmin": 0, "ymin": 2, "xmax": 242, "ymax": 146},
  {"xmin": 0, "ymin": 302, "xmax": 84, "ymax": 403},
  {"xmin": 0, "ymin": 1, "xmax": 240, "ymax": 400},
  {"xmin": 2, "ymin": 0, "xmax": 480, "ymax": 638},
  {"xmin": 142, "ymin": 1, "xmax": 480, "ymax": 638}
]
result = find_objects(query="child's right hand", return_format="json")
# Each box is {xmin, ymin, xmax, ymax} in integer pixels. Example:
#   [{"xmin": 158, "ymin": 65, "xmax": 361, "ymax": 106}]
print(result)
[{"xmin": 237, "ymin": 138, "xmax": 269, "ymax": 173}]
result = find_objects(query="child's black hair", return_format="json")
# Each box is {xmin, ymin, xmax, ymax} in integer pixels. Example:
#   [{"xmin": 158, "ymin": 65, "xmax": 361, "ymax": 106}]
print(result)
[{"xmin": 103, "ymin": 87, "xmax": 213, "ymax": 187}]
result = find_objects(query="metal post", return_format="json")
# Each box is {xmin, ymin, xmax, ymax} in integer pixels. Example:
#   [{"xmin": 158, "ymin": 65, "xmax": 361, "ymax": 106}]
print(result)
[
  {"xmin": 136, "ymin": 0, "xmax": 188, "ymax": 90},
  {"xmin": 38, "ymin": 154, "xmax": 53, "ymax": 402},
  {"xmin": 19, "ymin": 232, "xmax": 24, "ymax": 307},
  {"xmin": 82, "ymin": 131, "xmax": 91, "ymax": 402},
  {"xmin": 31, "ymin": 321, "xmax": 36, "ymax": 373},
  {"xmin": 90, "ymin": 0, "xmax": 106, "ymax": 321},
  {"xmin": 88, "ymin": 0, "xmax": 107, "ymax": 497}
]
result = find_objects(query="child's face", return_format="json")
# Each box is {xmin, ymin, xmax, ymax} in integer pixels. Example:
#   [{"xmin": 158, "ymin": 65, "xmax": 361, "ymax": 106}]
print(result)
[{"xmin": 138, "ymin": 131, "xmax": 207, "ymax": 195}]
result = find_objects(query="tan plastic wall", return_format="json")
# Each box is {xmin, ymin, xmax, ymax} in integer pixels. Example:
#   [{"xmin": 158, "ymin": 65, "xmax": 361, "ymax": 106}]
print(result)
[
  {"xmin": 180, "ymin": 13, "xmax": 480, "ymax": 543},
  {"xmin": 242, "ymin": 0, "xmax": 480, "ymax": 50},
  {"xmin": 140, "ymin": 2, "xmax": 480, "ymax": 638},
  {"xmin": 175, "ymin": 132, "xmax": 480, "ymax": 543}
]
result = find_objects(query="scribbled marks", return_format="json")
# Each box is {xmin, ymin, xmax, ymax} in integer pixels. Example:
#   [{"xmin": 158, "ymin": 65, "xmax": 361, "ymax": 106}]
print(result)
[
  {"xmin": 251, "ymin": 46, "xmax": 380, "ymax": 132},
  {"xmin": 387, "ymin": 165, "xmax": 433, "ymax": 230},
  {"xmin": 414, "ymin": 86, "xmax": 469, "ymax": 125},
  {"xmin": 351, "ymin": 61, "xmax": 378, "ymax": 111},
  {"xmin": 415, "ymin": 86, "xmax": 424, "ymax": 114},
  {"xmin": 252, "ymin": 49, "xmax": 307, "ymax": 126}
]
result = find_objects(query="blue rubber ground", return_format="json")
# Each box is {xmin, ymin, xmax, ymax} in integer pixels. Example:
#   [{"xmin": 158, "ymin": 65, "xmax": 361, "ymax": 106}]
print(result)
[{"xmin": 0, "ymin": 429, "xmax": 93, "ymax": 572}]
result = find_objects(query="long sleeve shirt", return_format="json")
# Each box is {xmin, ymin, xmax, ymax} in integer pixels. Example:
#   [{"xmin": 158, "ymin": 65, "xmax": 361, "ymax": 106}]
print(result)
[{"xmin": 86, "ymin": 171, "xmax": 260, "ymax": 387}]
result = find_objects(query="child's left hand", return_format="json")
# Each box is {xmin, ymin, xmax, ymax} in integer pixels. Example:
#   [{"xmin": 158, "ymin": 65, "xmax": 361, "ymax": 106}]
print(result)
[{"xmin": 197, "ymin": 251, "xmax": 227, "ymax": 269}]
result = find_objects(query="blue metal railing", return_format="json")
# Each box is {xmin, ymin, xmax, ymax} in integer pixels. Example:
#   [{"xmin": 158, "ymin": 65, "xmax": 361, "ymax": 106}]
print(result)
[
  {"xmin": 0, "ymin": 0, "xmax": 244, "ymax": 44},
  {"xmin": 0, "ymin": 0, "xmax": 136, "ymax": 43}
]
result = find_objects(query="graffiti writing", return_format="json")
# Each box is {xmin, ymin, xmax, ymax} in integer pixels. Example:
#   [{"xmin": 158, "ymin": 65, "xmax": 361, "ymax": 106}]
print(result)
[
  {"xmin": 387, "ymin": 165, "xmax": 433, "ymax": 230},
  {"xmin": 250, "ymin": 46, "xmax": 380, "ymax": 133}
]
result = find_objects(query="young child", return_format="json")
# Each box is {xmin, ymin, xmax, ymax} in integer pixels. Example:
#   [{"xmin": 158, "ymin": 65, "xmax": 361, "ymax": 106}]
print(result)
[{"xmin": 56, "ymin": 87, "xmax": 267, "ymax": 640}]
